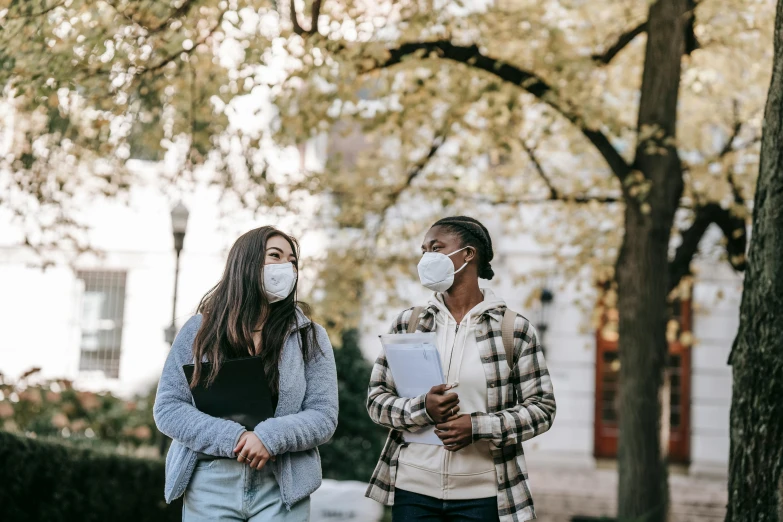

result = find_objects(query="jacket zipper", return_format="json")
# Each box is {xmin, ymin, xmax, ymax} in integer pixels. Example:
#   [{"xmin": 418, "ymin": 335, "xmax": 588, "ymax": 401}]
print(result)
[{"xmin": 443, "ymin": 322, "xmax": 460, "ymax": 497}]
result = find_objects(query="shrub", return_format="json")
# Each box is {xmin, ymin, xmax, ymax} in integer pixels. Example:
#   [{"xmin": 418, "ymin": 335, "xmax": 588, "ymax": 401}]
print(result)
[
  {"xmin": 0, "ymin": 430, "xmax": 180, "ymax": 522},
  {"xmin": 0, "ymin": 368, "xmax": 157, "ymax": 450}
]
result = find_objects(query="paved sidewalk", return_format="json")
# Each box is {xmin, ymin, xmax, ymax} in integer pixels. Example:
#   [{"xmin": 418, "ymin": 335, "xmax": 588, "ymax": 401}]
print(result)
[{"xmin": 528, "ymin": 465, "xmax": 727, "ymax": 522}]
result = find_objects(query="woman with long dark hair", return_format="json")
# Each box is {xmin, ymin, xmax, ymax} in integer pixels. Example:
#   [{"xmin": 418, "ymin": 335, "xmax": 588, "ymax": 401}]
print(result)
[
  {"xmin": 154, "ymin": 226, "xmax": 338, "ymax": 521},
  {"xmin": 366, "ymin": 216, "xmax": 556, "ymax": 522}
]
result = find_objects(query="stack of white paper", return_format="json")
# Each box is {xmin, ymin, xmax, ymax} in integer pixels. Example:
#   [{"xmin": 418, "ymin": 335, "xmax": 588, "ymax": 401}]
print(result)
[{"xmin": 379, "ymin": 332, "xmax": 444, "ymax": 445}]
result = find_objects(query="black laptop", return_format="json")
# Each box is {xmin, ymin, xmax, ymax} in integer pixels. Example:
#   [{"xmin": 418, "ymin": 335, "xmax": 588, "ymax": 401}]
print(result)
[{"xmin": 183, "ymin": 355, "xmax": 275, "ymax": 430}]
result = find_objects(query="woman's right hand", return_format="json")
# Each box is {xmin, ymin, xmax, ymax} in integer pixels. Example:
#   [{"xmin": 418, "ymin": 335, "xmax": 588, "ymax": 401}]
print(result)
[
  {"xmin": 234, "ymin": 432, "xmax": 275, "ymax": 470},
  {"xmin": 425, "ymin": 384, "xmax": 460, "ymax": 423}
]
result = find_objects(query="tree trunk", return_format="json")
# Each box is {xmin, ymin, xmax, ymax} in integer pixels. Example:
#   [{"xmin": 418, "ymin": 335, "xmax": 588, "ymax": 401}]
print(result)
[
  {"xmin": 726, "ymin": 1, "xmax": 783, "ymax": 520},
  {"xmin": 616, "ymin": 0, "xmax": 688, "ymax": 520}
]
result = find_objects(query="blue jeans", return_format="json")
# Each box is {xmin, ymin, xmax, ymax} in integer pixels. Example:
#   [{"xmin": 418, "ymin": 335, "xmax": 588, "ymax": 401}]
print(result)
[
  {"xmin": 392, "ymin": 489, "xmax": 499, "ymax": 522},
  {"xmin": 183, "ymin": 458, "xmax": 310, "ymax": 521}
]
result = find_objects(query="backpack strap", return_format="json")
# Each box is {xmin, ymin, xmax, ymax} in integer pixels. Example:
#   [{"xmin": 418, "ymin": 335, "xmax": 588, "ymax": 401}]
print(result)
[
  {"xmin": 501, "ymin": 308, "xmax": 517, "ymax": 368},
  {"xmin": 407, "ymin": 307, "xmax": 425, "ymax": 333}
]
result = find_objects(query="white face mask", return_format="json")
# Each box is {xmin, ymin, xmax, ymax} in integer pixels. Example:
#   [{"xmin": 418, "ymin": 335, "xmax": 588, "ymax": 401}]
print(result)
[
  {"xmin": 417, "ymin": 246, "xmax": 469, "ymax": 293},
  {"xmin": 263, "ymin": 262, "xmax": 297, "ymax": 303}
]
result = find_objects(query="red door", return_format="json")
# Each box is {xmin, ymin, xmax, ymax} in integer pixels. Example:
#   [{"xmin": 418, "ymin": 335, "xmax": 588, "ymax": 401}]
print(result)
[{"xmin": 594, "ymin": 298, "xmax": 692, "ymax": 463}]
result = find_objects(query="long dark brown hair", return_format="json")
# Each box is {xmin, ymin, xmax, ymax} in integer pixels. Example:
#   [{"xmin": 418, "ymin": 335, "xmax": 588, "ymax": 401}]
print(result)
[{"xmin": 189, "ymin": 226, "xmax": 319, "ymax": 395}]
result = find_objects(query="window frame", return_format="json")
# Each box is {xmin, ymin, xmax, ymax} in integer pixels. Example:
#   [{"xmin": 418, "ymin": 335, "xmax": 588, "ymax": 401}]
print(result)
[{"xmin": 75, "ymin": 270, "xmax": 127, "ymax": 379}]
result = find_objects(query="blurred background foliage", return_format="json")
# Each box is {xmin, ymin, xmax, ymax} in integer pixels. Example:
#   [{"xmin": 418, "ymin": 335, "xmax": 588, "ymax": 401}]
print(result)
[
  {"xmin": 0, "ymin": 368, "xmax": 158, "ymax": 453},
  {"xmin": 320, "ymin": 329, "xmax": 387, "ymax": 482}
]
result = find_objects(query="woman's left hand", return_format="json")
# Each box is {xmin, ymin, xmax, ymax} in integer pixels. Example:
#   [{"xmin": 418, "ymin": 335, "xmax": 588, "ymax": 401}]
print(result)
[
  {"xmin": 435, "ymin": 415, "xmax": 473, "ymax": 452},
  {"xmin": 234, "ymin": 432, "xmax": 275, "ymax": 469}
]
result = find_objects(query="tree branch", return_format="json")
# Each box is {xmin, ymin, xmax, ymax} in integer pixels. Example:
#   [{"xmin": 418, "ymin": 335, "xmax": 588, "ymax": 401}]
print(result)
[
  {"xmin": 409, "ymin": 186, "xmax": 622, "ymax": 206},
  {"xmin": 103, "ymin": 0, "xmax": 198, "ymax": 33},
  {"xmin": 288, "ymin": 0, "xmax": 320, "ymax": 36},
  {"xmin": 592, "ymin": 1, "xmax": 699, "ymax": 65},
  {"xmin": 365, "ymin": 128, "xmax": 450, "ymax": 244},
  {"xmin": 520, "ymin": 132, "xmax": 619, "ymax": 204},
  {"xmin": 521, "ymin": 140, "xmax": 560, "ymax": 200},
  {"xmin": 103, "ymin": 0, "xmax": 151, "ymax": 29},
  {"xmin": 719, "ymin": 100, "xmax": 743, "ymax": 157},
  {"xmin": 684, "ymin": 0, "xmax": 701, "ymax": 56},
  {"xmin": 330, "ymin": 178, "xmax": 626, "ymax": 208},
  {"xmin": 720, "ymin": 104, "xmax": 748, "ymax": 206},
  {"xmin": 3, "ymin": 0, "xmax": 67, "ymax": 20},
  {"xmin": 592, "ymin": 22, "xmax": 648, "ymax": 64},
  {"xmin": 716, "ymin": 101, "xmax": 751, "ymax": 216},
  {"xmin": 148, "ymin": 0, "xmax": 198, "ymax": 32},
  {"xmin": 491, "ymin": 192, "xmax": 621, "ymax": 205},
  {"xmin": 333, "ymin": 187, "xmax": 622, "ymax": 207},
  {"xmin": 369, "ymin": 41, "xmax": 632, "ymax": 184},
  {"xmin": 377, "ymin": 129, "xmax": 449, "ymax": 222},
  {"xmin": 669, "ymin": 100, "xmax": 751, "ymax": 289},
  {"xmin": 311, "ymin": 0, "xmax": 322, "ymax": 35},
  {"xmin": 290, "ymin": 0, "xmax": 305, "ymax": 35},
  {"xmin": 668, "ymin": 202, "xmax": 747, "ymax": 293},
  {"xmin": 142, "ymin": 13, "xmax": 224, "ymax": 75}
]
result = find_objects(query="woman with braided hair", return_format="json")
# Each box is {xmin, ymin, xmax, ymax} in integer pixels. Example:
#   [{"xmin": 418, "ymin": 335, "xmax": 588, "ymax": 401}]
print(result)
[{"xmin": 366, "ymin": 216, "xmax": 557, "ymax": 522}]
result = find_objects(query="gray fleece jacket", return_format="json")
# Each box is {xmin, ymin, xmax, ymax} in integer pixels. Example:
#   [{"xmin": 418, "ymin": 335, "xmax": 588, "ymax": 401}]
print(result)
[{"xmin": 153, "ymin": 312, "xmax": 338, "ymax": 508}]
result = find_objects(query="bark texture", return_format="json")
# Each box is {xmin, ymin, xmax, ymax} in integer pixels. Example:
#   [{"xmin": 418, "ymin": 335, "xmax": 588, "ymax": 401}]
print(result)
[
  {"xmin": 726, "ymin": 1, "xmax": 783, "ymax": 520},
  {"xmin": 616, "ymin": 1, "xmax": 688, "ymax": 520}
]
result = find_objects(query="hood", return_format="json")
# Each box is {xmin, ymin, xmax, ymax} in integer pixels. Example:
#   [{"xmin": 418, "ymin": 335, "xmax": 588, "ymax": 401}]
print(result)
[
  {"xmin": 427, "ymin": 288, "xmax": 506, "ymax": 328},
  {"xmin": 424, "ymin": 288, "xmax": 506, "ymax": 387}
]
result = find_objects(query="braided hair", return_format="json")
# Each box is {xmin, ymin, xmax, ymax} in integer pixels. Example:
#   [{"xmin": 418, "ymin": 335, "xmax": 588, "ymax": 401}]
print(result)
[{"xmin": 431, "ymin": 216, "xmax": 495, "ymax": 280}]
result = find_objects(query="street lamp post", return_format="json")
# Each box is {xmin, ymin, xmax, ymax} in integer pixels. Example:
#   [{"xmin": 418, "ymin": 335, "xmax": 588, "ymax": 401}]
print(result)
[
  {"xmin": 537, "ymin": 287, "xmax": 554, "ymax": 355},
  {"xmin": 164, "ymin": 202, "xmax": 189, "ymax": 345},
  {"xmin": 160, "ymin": 202, "xmax": 189, "ymax": 456}
]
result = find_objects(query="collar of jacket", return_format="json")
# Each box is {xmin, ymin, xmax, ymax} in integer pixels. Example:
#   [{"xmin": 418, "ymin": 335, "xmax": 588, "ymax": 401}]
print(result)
[
  {"xmin": 288, "ymin": 307, "xmax": 312, "ymax": 333},
  {"xmin": 422, "ymin": 303, "xmax": 506, "ymax": 323}
]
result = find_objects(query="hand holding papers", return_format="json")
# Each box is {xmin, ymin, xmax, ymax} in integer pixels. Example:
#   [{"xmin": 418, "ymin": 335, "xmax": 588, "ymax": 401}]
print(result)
[
  {"xmin": 379, "ymin": 332, "xmax": 457, "ymax": 446},
  {"xmin": 423, "ymin": 383, "xmax": 460, "ymax": 424}
]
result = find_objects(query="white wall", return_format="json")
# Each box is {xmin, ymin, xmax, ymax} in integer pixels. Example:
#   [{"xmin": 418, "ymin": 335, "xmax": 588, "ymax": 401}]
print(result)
[
  {"xmin": 0, "ymin": 264, "xmax": 81, "ymax": 382},
  {"xmin": 689, "ymin": 261, "xmax": 741, "ymax": 476}
]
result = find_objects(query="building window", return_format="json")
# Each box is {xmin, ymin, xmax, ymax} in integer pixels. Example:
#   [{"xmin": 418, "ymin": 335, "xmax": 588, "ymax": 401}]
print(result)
[
  {"xmin": 76, "ymin": 271, "xmax": 127, "ymax": 379},
  {"xmin": 594, "ymin": 297, "xmax": 692, "ymax": 464}
]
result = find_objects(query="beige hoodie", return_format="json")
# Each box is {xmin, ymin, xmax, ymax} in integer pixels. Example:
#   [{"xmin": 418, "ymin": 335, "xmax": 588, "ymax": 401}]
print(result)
[{"xmin": 395, "ymin": 289, "xmax": 504, "ymax": 500}]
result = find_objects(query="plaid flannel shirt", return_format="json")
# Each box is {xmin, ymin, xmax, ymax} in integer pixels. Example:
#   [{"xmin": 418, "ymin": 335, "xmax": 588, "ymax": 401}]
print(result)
[{"xmin": 365, "ymin": 304, "xmax": 556, "ymax": 522}]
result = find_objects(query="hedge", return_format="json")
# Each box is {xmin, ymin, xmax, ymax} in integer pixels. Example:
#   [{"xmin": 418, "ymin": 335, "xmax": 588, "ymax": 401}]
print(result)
[{"xmin": 0, "ymin": 430, "xmax": 180, "ymax": 522}]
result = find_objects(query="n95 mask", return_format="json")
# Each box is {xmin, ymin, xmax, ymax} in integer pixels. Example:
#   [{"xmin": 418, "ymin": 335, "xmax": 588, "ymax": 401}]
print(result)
[
  {"xmin": 263, "ymin": 262, "xmax": 297, "ymax": 303},
  {"xmin": 417, "ymin": 247, "xmax": 468, "ymax": 293}
]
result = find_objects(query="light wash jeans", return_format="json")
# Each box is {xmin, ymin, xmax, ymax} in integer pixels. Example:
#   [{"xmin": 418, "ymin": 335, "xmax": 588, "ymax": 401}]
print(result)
[{"xmin": 183, "ymin": 458, "xmax": 310, "ymax": 521}]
